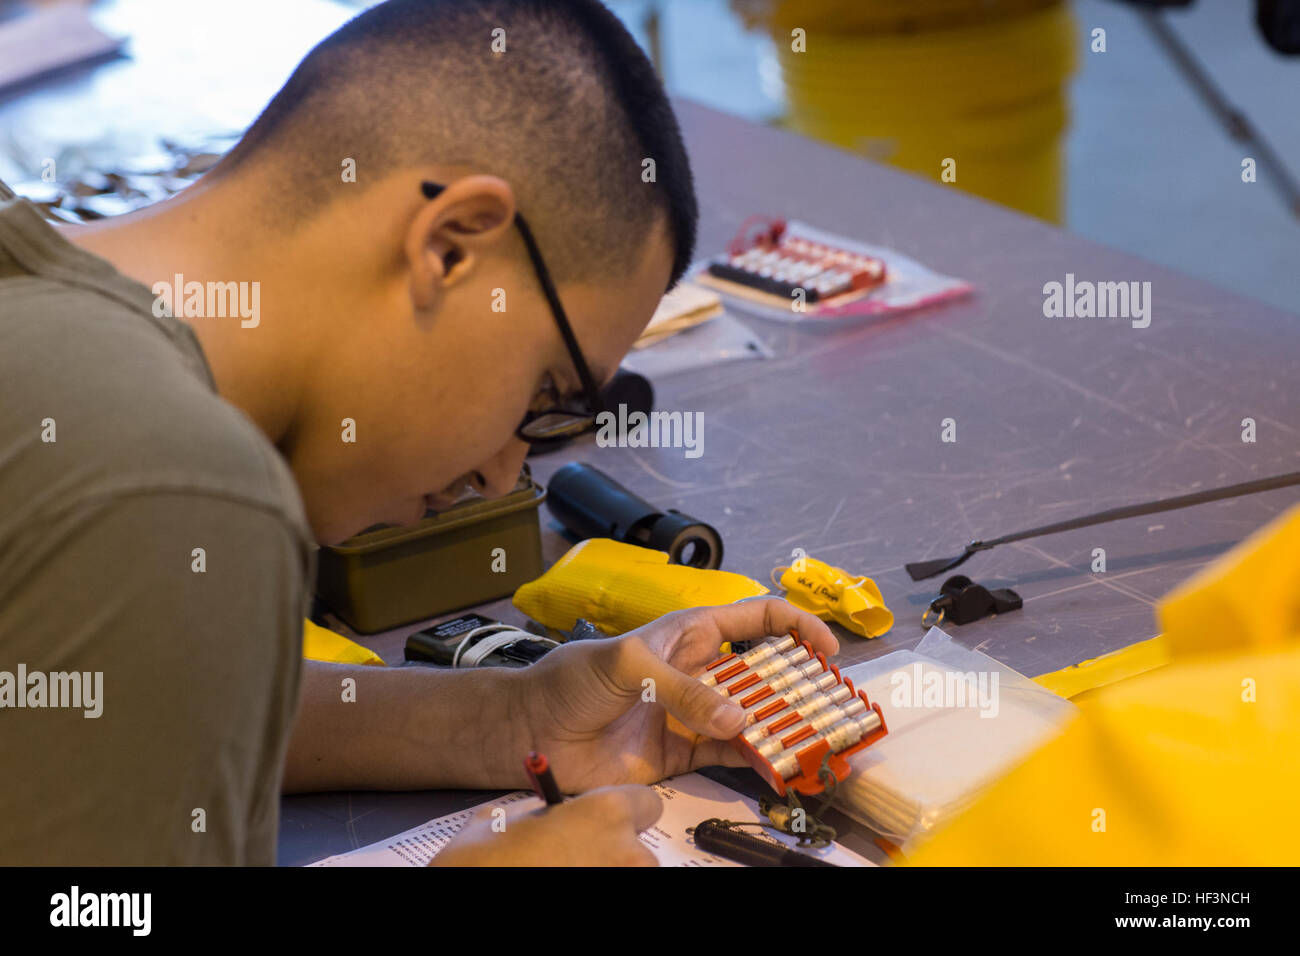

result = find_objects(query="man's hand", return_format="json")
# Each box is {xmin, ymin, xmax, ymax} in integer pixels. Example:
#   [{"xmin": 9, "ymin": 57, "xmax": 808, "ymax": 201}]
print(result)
[
  {"xmin": 508, "ymin": 598, "xmax": 839, "ymax": 792},
  {"xmin": 282, "ymin": 597, "xmax": 836, "ymax": 797},
  {"xmin": 432, "ymin": 785, "xmax": 661, "ymax": 866}
]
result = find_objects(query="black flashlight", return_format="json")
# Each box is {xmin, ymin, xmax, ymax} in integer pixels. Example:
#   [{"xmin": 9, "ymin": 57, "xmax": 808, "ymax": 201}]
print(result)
[{"xmin": 545, "ymin": 462, "xmax": 724, "ymax": 569}]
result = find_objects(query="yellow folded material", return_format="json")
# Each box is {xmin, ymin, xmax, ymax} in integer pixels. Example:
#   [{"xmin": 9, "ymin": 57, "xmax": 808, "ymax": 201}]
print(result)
[
  {"xmin": 1033, "ymin": 635, "xmax": 1172, "ymax": 699},
  {"xmin": 512, "ymin": 538, "xmax": 768, "ymax": 635},
  {"xmin": 302, "ymin": 618, "xmax": 386, "ymax": 666},
  {"xmin": 772, "ymin": 556, "xmax": 893, "ymax": 638},
  {"xmin": 913, "ymin": 502, "xmax": 1300, "ymax": 865}
]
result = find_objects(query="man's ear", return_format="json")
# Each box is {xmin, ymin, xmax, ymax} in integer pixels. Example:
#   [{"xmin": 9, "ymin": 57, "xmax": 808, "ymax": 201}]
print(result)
[{"xmin": 405, "ymin": 175, "xmax": 516, "ymax": 312}]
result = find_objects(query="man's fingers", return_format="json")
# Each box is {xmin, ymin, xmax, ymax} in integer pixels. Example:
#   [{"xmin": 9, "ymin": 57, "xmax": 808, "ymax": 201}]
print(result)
[
  {"xmin": 606, "ymin": 600, "xmax": 839, "ymax": 742},
  {"xmin": 567, "ymin": 784, "xmax": 664, "ymax": 834},
  {"xmin": 613, "ymin": 636, "xmax": 748, "ymax": 739},
  {"xmin": 688, "ymin": 737, "xmax": 749, "ymax": 772},
  {"xmin": 562, "ymin": 786, "xmax": 661, "ymax": 866},
  {"xmin": 709, "ymin": 598, "xmax": 839, "ymax": 657},
  {"xmin": 444, "ymin": 785, "xmax": 663, "ymax": 865}
]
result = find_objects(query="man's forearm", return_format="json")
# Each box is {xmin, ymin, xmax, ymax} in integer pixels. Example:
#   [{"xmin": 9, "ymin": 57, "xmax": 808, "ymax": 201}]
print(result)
[{"xmin": 281, "ymin": 659, "xmax": 531, "ymax": 793}]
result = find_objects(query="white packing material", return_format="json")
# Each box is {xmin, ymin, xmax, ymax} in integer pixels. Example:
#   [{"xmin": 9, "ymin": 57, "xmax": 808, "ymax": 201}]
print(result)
[
  {"xmin": 635, "ymin": 281, "xmax": 724, "ymax": 348},
  {"xmin": 621, "ymin": 309, "xmax": 772, "ymax": 379},
  {"xmin": 835, "ymin": 626, "xmax": 1077, "ymax": 851}
]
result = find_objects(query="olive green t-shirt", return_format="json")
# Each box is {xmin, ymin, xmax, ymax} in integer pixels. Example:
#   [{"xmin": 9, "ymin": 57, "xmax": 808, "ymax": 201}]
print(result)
[{"xmin": 0, "ymin": 179, "xmax": 314, "ymax": 864}]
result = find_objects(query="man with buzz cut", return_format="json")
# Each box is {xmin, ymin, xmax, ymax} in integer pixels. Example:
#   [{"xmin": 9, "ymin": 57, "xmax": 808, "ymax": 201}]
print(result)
[{"xmin": 0, "ymin": 0, "xmax": 839, "ymax": 865}]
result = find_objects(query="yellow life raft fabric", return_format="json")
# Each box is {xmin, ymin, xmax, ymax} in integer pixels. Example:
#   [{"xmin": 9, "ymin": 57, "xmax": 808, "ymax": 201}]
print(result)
[
  {"xmin": 301, "ymin": 618, "xmax": 386, "ymax": 666},
  {"xmin": 1032, "ymin": 635, "xmax": 1172, "ymax": 700},
  {"xmin": 512, "ymin": 538, "xmax": 768, "ymax": 635},
  {"xmin": 774, "ymin": 556, "xmax": 894, "ymax": 638},
  {"xmin": 912, "ymin": 502, "xmax": 1300, "ymax": 865}
]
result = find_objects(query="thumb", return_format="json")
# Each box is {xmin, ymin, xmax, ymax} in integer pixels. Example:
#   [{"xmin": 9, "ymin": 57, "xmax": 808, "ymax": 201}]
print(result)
[{"xmin": 618, "ymin": 637, "xmax": 746, "ymax": 739}]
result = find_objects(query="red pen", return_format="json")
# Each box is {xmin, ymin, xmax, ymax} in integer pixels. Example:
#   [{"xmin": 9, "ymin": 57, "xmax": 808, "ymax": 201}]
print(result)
[{"xmin": 524, "ymin": 751, "xmax": 563, "ymax": 806}]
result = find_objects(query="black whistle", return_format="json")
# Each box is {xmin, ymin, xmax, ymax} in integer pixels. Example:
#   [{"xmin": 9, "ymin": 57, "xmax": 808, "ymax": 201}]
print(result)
[{"xmin": 928, "ymin": 575, "xmax": 1023, "ymax": 626}]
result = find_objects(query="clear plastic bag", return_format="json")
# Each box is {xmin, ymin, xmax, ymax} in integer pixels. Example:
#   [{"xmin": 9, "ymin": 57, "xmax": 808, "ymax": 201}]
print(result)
[{"xmin": 835, "ymin": 627, "xmax": 1077, "ymax": 851}]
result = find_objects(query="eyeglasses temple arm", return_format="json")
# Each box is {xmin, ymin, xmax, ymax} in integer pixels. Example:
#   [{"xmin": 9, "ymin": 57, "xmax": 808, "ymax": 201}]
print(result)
[
  {"xmin": 421, "ymin": 180, "xmax": 604, "ymax": 414},
  {"xmin": 511, "ymin": 213, "xmax": 605, "ymax": 412}
]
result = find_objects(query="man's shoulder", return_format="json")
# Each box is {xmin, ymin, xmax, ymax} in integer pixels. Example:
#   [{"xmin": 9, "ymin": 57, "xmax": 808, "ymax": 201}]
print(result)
[{"xmin": 0, "ymin": 278, "xmax": 309, "ymax": 539}]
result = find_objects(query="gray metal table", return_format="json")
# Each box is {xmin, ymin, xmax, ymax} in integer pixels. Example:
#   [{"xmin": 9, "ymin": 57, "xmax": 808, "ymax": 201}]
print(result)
[{"xmin": 278, "ymin": 101, "xmax": 1299, "ymax": 865}]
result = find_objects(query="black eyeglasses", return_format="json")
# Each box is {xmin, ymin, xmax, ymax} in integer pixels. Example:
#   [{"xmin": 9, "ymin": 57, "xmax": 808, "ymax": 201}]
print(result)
[{"xmin": 421, "ymin": 181, "xmax": 603, "ymax": 443}]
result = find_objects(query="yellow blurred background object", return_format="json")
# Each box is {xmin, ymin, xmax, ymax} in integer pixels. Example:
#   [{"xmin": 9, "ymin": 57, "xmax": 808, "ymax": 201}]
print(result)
[
  {"xmin": 734, "ymin": 0, "xmax": 1077, "ymax": 221},
  {"xmin": 912, "ymin": 502, "xmax": 1300, "ymax": 865}
]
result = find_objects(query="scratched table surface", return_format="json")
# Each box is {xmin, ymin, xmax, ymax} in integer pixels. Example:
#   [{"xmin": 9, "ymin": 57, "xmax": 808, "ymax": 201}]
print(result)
[
  {"xmin": 279, "ymin": 104, "xmax": 1298, "ymax": 865},
  {"xmin": 2, "ymin": 4, "xmax": 1295, "ymax": 864}
]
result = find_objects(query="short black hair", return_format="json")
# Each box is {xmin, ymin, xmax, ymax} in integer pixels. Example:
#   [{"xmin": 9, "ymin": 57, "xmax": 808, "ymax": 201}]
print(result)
[{"xmin": 216, "ymin": 0, "xmax": 697, "ymax": 286}]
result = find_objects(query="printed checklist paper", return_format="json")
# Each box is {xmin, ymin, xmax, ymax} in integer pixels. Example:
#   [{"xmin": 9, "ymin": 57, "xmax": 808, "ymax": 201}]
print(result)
[{"xmin": 309, "ymin": 772, "xmax": 873, "ymax": 867}]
